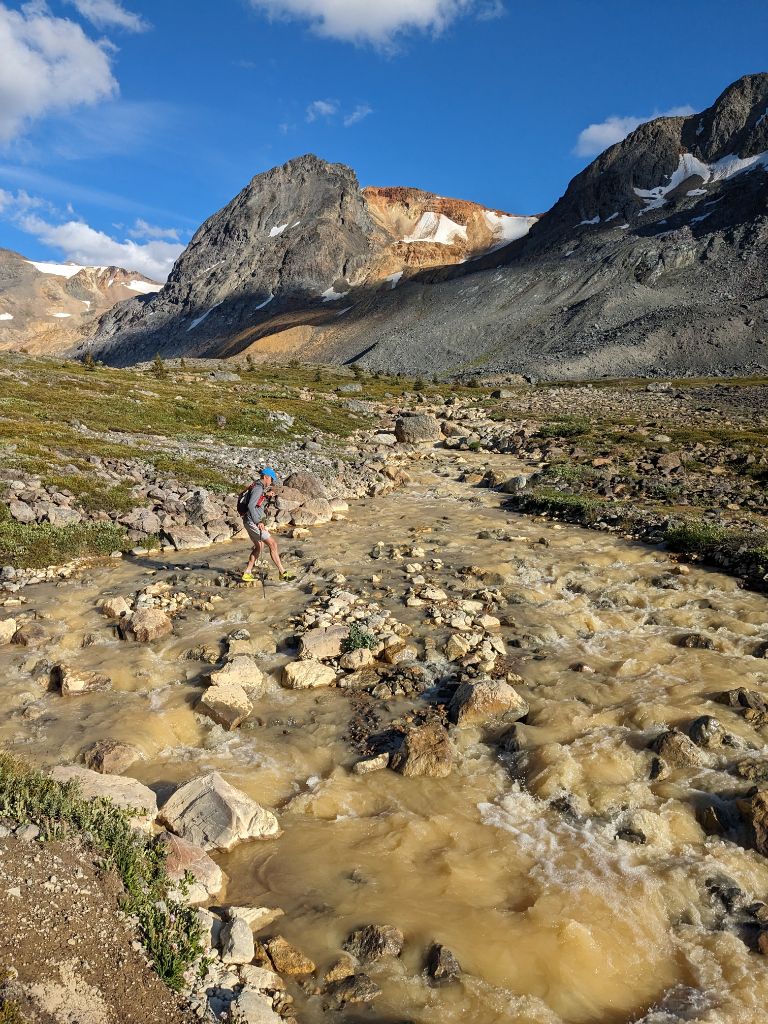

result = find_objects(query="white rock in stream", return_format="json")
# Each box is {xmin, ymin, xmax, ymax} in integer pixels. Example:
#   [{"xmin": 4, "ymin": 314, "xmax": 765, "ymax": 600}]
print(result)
[
  {"xmin": 198, "ymin": 682, "xmax": 253, "ymax": 730},
  {"xmin": 159, "ymin": 772, "xmax": 280, "ymax": 851},
  {"xmin": 208, "ymin": 655, "xmax": 265, "ymax": 694},
  {"xmin": 0, "ymin": 618, "xmax": 18, "ymax": 644},
  {"xmin": 281, "ymin": 659, "xmax": 337, "ymax": 689}
]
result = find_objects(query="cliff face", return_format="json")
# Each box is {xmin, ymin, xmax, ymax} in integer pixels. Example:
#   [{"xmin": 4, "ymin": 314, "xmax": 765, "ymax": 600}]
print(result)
[
  {"xmin": 0, "ymin": 250, "xmax": 160, "ymax": 355},
  {"xmin": 84, "ymin": 156, "xmax": 533, "ymax": 364}
]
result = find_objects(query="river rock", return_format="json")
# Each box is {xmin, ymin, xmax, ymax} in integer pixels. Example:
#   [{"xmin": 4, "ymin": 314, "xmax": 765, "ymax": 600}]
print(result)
[
  {"xmin": 716, "ymin": 688, "xmax": 768, "ymax": 713},
  {"xmin": 0, "ymin": 618, "xmax": 17, "ymax": 645},
  {"xmin": 221, "ymin": 916, "xmax": 255, "ymax": 964},
  {"xmin": 688, "ymin": 715, "xmax": 727, "ymax": 748},
  {"xmin": 353, "ymin": 753, "xmax": 389, "ymax": 775},
  {"xmin": 449, "ymin": 679, "xmax": 529, "ymax": 728},
  {"xmin": 81, "ymin": 739, "xmax": 141, "ymax": 775},
  {"xmin": 343, "ymin": 924, "xmax": 404, "ymax": 962},
  {"xmin": 164, "ymin": 525, "xmax": 212, "ymax": 550},
  {"xmin": 426, "ymin": 943, "xmax": 461, "ymax": 982},
  {"xmin": 282, "ymin": 471, "xmax": 328, "ymax": 499},
  {"xmin": 12, "ymin": 622, "xmax": 46, "ymax": 647},
  {"xmin": 391, "ymin": 721, "xmax": 453, "ymax": 778},
  {"xmin": 282, "ymin": 659, "xmax": 336, "ymax": 689},
  {"xmin": 226, "ymin": 906, "xmax": 284, "ymax": 934},
  {"xmin": 239, "ymin": 965, "xmax": 286, "ymax": 991},
  {"xmin": 394, "ymin": 414, "xmax": 441, "ymax": 444},
  {"xmin": 198, "ymin": 681, "xmax": 253, "ymax": 730},
  {"xmin": 229, "ymin": 990, "xmax": 282, "ymax": 1024},
  {"xmin": 299, "ymin": 625, "xmax": 349, "ymax": 660},
  {"xmin": 208, "ymin": 655, "xmax": 266, "ymax": 694},
  {"xmin": 650, "ymin": 729, "xmax": 704, "ymax": 768},
  {"xmin": 128, "ymin": 608, "xmax": 172, "ymax": 642},
  {"xmin": 340, "ymin": 648, "xmax": 374, "ymax": 671},
  {"xmin": 325, "ymin": 974, "xmax": 381, "ymax": 1008},
  {"xmin": 99, "ymin": 596, "xmax": 131, "ymax": 619},
  {"xmin": 50, "ymin": 765, "xmax": 157, "ymax": 830},
  {"xmin": 751, "ymin": 791, "xmax": 768, "ymax": 856},
  {"xmin": 55, "ymin": 664, "xmax": 112, "ymax": 696},
  {"xmin": 159, "ymin": 771, "xmax": 280, "ymax": 851},
  {"xmin": 159, "ymin": 831, "xmax": 227, "ymax": 904},
  {"xmin": 265, "ymin": 935, "xmax": 315, "ymax": 975}
]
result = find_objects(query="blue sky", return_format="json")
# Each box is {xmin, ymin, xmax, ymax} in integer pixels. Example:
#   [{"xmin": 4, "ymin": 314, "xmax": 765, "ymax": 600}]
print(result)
[{"xmin": 0, "ymin": 0, "xmax": 766, "ymax": 279}]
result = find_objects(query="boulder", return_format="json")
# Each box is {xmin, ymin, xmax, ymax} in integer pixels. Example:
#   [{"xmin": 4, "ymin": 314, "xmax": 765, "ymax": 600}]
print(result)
[
  {"xmin": 128, "ymin": 608, "xmax": 173, "ymax": 642},
  {"xmin": 298, "ymin": 497, "xmax": 333, "ymax": 523},
  {"xmin": 0, "ymin": 618, "xmax": 17, "ymax": 645},
  {"xmin": 340, "ymin": 648, "xmax": 374, "ymax": 671},
  {"xmin": 159, "ymin": 831, "xmax": 227, "ymax": 904},
  {"xmin": 688, "ymin": 716, "xmax": 727, "ymax": 748},
  {"xmin": 81, "ymin": 739, "xmax": 142, "ymax": 775},
  {"xmin": 99, "ymin": 596, "xmax": 131, "ymax": 619},
  {"xmin": 390, "ymin": 722, "xmax": 453, "ymax": 778},
  {"xmin": 12, "ymin": 622, "xmax": 46, "ymax": 647},
  {"xmin": 449, "ymin": 679, "xmax": 529, "ymax": 728},
  {"xmin": 163, "ymin": 525, "xmax": 211, "ymax": 550},
  {"xmin": 299, "ymin": 625, "xmax": 349, "ymax": 660},
  {"xmin": 225, "ymin": 906, "xmax": 284, "ymax": 934},
  {"xmin": 343, "ymin": 924, "xmax": 404, "ymax": 962},
  {"xmin": 229, "ymin": 990, "xmax": 283, "ymax": 1024},
  {"xmin": 394, "ymin": 414, "xmax": 441, "ymax": 444},
  {"xmin": 426, "ymin": 943, "xmax": 461, "ymax": 982},
  {"xmin": 265, "ymin": 936, "xmax": 315, "ymax": 975},
  {"xmin": 281, "ymin": 660, "xmax": 336, "ymax": 689},
  {"xmin": 55, "ymin": 664, "xmax": 112, "ymax": 697},
  {"xmin": 198, "ymin": 682, "xmax": 253, "ymax": 730},
  {"xmin": 209, "ymin": 656, "xmax": 266, "ymax": 695},
  {"xmin": 751, "ymin": 790, "xmax": 768, "ymax": 857},
  {"xmin": 282, "ymin": 471, "xmax": 328, "ymax": 499},
  {"xmin": 221, "ymin": 916, "xmax": 255, "ymax": 964},
  {"xmin": 650, "ymin": 729, "xmax": 704, "ymax": 768},
  {"xmin": 324, "ymin": 974, "xmax": 381, "ymax": 1008},
  {"xmin": 159, "ymin": 771, "xmax": 280, "ymax": 851},
  {"xmin": 50, "ymin": 765, "xmax": 157, "ymax": 830},
  {"xmin": 8, "ymin": 500, "xmax": 35, "ymax": 524}
]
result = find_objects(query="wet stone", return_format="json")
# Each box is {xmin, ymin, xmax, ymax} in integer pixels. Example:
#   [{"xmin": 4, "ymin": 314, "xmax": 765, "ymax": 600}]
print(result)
[
  {"xmin": 264, "ymin": 935, "xmax": 315, "ymax": 975},
  {"xmin": 343, "ymin": 924, "xmax": 404, "ymax": 963},
  {"xmin": 676, "ymin": 633, "xmax": 714, "ymax": 649},
  {"xmin": 390, "ymin": 721, "xmax": 453, "ymax": 778},
  {"xmin": 716, "ymin": 688, "xmax": 767, "ymax": 713},
  {"xmin": 426, "ymin": 943, "xmax": 461, "ymax": 983},
  {"xmin": 688, "ymin": 715, "xmax": 726, "ymax": 748},
  {"xmin": 81, "ymin": 739, "xmax": 141, "ymax": 775},
  {"xmin": 650, "ymin": 729, "xmax": 704, "ymax": 768},
  {"xmin": 324, "ymin": 974, "xmax": 381, "ymax": 1008}
]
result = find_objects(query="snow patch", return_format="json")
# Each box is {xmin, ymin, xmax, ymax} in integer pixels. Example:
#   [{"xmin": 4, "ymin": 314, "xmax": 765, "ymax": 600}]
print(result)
[
  {"xmin": 578, "ymin": 215, "xmax": 600, "ymax": 226},
  {"xmin": 686, "ymin": 188, "xmax": 707, "ymax": 196},
  {"xmin": 634, "ymin": 150, "xmax": 768, "ymax": 212},
  {"xmin": 384, "ymin": 271, "xmax": 403, "ymax": 289},
  {"xmin": 254, "ymin": 294, "xmax": 274, "ymax": 311},
  {"xmin": 483, "ymin": 211, "xmax": 537, "ymax": 247},
  {"xmin": 403, "ymin": 212, "xmax": 468, "ymax": 245},
  {"xmin": 0, "ymin": 313, "xmax": 13, "ymax": 321},
  {"xmin": 127, "ymin": 280, "xmax": 161, "ymax": 294},
  {"xmin": 619, "ymin": 223, "xmax": 630, "ymax": 230},
  {"xmin": 605, "ymin": 212, "xmax": 620, "ymax": 222},
  {"xmin": 757, "ymin": 108, "xmax": 768, "ymax": 129},
  {"xmin": 269, "ymin": 223, "xmax": 289, "ymax": 237},
  {"xmin": 291, "ymin": 220, "xmax": 301, "ymax": 227},
  {"xmin": 26, "ymin": 260, "xmax": 89, "ymax": 278},
  {"xmin": 691, "ymin": 212, "xmax": 712, "ymax": 224},
  {"xmin": 321, "ymin": 286, "xmax": 349, "ymax": 302},
  {"xmin": 51, "ymin": 312, "xmax": 72, "ymax": 318},
  {"xmin": 336, "ymin": 306, "xmax": 353, "ymax": 316},
  {"xmin": 187, "ymin": 301, "xmax": 222, "ymax": 331}
]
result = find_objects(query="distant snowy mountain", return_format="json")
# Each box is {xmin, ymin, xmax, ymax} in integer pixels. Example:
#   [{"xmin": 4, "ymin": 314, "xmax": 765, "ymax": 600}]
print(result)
[{"xmin": 0, "ymin": 251, "xmax": 161, "ymax": 355}]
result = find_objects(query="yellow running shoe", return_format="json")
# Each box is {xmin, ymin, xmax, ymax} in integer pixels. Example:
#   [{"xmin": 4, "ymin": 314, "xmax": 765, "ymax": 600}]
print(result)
[
  {"xmin": 279, "ymin": 570, "xmax": 295, "ymax": 582},
  {"xmin": 241, "ymin": 571, "xmax": 255, "ymax": 582}
]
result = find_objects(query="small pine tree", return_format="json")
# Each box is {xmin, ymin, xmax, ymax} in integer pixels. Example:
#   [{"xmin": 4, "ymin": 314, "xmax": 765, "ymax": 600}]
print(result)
[
  {"xmin": 151, "ymin": 353, "xmax": 167, "ymax": 379},
  {"xmin": 413, "ymin": 377, "xmax": 426, "ymax": 391},
  {"xmin": 83, "ymin": 352, "xmax": 96, "ymax": 371}
]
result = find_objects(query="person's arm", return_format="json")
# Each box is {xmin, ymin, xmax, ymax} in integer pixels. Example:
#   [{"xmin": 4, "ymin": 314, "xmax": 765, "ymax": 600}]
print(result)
[{"xmin": 246, "ymin": 482, "xmax": 265, "ymax": 523}]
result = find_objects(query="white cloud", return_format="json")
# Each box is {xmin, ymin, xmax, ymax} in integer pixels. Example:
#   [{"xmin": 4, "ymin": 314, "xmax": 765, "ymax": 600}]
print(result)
[
  {"xmin": 0, "ymin": 2, "xmax": 118, "ymax": 142},
  {"xmin": 574, "ymin": 105, "xmax": 696, "ymax": 157},
  {"xmin": 18, "ymin": 214, "xmax": 183, "ymax": 280},
  {"xmin": 250, "ymin": 0, "xmax": 474, "ymax": 45},
  {"xmin": 66, "ymin": 0, "xmax": 149, "ymax": 32},
  {"xmin": 128, "ymin": 218, "xmax": 180, "ymax": 241},
  {"xmin": 306, "ymin": 99, "xmax": 338, "ymax": 122},
  {"xmin": 343, "ymin": 103, "xmax": 372, "ymax": 126}
]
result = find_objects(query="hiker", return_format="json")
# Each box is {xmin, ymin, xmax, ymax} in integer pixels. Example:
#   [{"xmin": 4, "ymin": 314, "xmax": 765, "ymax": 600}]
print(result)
[{"xmin": 238, "ymin": 468, "xmax": 295, "ymax": 582}]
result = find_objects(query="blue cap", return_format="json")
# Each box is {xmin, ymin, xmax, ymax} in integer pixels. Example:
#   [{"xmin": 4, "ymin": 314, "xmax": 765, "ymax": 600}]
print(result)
[{"xmin": 260, "ymin": 467, "xmax": 277, "ymax": 481}]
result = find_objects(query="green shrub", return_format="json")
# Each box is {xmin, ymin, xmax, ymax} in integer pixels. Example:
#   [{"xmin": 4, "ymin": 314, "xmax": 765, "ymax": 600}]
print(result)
[
  {"xmin": 342, "ymin": 622, "xmax": 377, "ymax": 652},
  {"xmin": 539, "ymin": 417, "xmax": 591, "ymax": 438},
  {"xmin": 0, "ymin": 755, "xmax": 204, "ymax": 991},
  {"xmin": 0, "ymin": 509, "xmax": 127, "ymax": 568}
]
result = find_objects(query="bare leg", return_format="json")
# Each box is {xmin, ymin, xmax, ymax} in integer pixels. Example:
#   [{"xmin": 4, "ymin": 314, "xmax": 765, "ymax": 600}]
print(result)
[
  {"xmin": 245, "ymin": 542, "xmax": 262, "ymax": 573},
  {"xmin": 264, "ymin": 536, "xmax": 285, "ymax": 574}
]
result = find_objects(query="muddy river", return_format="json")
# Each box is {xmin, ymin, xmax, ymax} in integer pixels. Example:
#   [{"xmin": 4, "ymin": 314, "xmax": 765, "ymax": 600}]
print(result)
[{"xmin": 3, "ymin": 452, "xmax": 768, "ymax": 1024}]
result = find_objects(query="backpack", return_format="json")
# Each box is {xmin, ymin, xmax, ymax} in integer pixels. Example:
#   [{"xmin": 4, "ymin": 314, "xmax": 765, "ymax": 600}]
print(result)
[{"xmin": 237, "ymin": 483, "xmax": 266, "ymax": 520}]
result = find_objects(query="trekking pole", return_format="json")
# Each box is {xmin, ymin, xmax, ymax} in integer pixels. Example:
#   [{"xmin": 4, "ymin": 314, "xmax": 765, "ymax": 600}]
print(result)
[{"xmin": 257, "ymin": 534, "xmax": 267, "ymax": 600}]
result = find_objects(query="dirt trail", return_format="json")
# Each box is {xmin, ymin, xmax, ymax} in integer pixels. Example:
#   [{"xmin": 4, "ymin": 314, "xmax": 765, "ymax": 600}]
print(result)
[{"xmin": 2, "ymin": 450, "xmax": 768, "ymax": 1023}]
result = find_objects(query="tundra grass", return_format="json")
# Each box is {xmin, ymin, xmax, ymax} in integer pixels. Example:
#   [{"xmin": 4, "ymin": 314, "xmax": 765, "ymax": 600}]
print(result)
[{"xmin": 0, "ymin": 504, "xmax": 126, "ymax": 568}]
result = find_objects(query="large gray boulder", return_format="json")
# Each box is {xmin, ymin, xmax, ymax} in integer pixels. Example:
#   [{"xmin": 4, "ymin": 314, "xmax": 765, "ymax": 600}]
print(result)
[
  {"xmin": 159, "ymin": 771, "xmax": 280, "ymax": 851},
  {"xmin": 50, "ymin": 765, "xmax": 157, "ymax": 830},
  {"xmin": 394, "ymin": 414, "xmax": 441, "ymax": 444}
]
